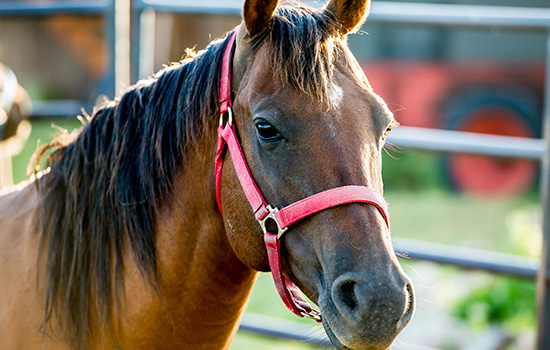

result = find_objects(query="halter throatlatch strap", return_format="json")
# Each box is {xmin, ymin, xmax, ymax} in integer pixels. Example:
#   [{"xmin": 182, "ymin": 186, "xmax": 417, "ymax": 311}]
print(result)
[{"xmin": 215, "ymin": 30, "xmax": 390, "ymax": 323}]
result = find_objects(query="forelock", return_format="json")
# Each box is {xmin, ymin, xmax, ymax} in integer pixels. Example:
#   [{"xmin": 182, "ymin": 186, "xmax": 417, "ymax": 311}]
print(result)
[{"xmin": 260, "ymin": 5, "xmax": 345, "ymax": 108}]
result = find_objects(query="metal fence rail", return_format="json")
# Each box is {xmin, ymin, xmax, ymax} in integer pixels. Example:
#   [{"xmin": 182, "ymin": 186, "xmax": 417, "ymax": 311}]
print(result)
[
  {"xmin": 388, "ymin": 126, "xmax": 545, "ymax": 160},
  {"xmin": 0, "ymin": 1, "xmax": 108, "ymax": 16},
  {"xmin": 135, "ymin": 0, "xmax": 242, "ymax": 15},
  {"xmin": 393, "ymin": 238, "xmax": 544, "ymax": 280},
  {"xmin": 239, "ymin": 313, "xmax": 333, "ymax": 348},
  {"xmin": 369, "ymin": 1, "xmax": 550, "ymax": 29},
  {"xmin": 238, "ymin": 313, "xmax": 436, "ymax": 350}
]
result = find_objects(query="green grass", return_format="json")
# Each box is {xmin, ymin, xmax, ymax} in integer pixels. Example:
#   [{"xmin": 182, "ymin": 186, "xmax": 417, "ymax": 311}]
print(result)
[
  {"xmin": 386, "ymin": 189, "xmax": 540, "ymax": 256},
  {"xmin": 11, "ymin": 118, "xmax": 82, "ymax": 183},
  {"xmin": 452, "ymin": 276, "xmax": 536, "ymax": 333},
  {"xmin": 7, "ymin": 119, "xmax": 541, "ymax": 348},
  {"xmin": 232, "ymin": 274, "xmax": 326, "ymax": 349},
  {"xmin": 230, "ymin": 334, "xmax": 321, "ymax": 350}
]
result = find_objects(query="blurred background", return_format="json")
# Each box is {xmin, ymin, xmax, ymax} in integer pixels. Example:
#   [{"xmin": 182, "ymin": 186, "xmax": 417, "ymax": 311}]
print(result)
[{"xmin": 1, "ymin": 0, "xmax": 549, "ymax": 349}]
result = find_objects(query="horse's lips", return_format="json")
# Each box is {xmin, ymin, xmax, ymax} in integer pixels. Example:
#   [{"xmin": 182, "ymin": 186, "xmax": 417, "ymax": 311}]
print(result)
[
  {"xmin": 323, "ymin": 320, "xmax": 351, "ymax": 350},
  {"xmin": 322, "ymin": 317, "xmax": 394, "ymax": 350}
]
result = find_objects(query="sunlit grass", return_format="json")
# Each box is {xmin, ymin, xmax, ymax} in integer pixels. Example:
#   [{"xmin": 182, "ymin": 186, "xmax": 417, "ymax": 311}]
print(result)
[
  {"xmin": 11, "ymin": 118, "xmax": 82, "ymax": 183},
  {"xmin": 385, "ymin": 189, "xmax": 539, "ymax": 255},
  {"xmin": 233, "ymin": 274, "xmax": 327, "ymax": 349}
]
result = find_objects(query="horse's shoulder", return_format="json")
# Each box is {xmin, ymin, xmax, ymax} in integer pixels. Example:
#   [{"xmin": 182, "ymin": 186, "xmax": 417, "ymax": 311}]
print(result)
[{"xmin": 0, "ymin": 179, "xmax": 40, "ymax": 237}]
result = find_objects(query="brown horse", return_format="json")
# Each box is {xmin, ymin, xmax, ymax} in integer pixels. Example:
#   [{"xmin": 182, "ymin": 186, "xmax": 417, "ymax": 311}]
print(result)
[
  {"xmin": 0, "ymin": 63, "xmax": 31, "ymax": 188},
  {"xmin": 0, "ymin": 0, "xmax": 414, "ymax": 349}
]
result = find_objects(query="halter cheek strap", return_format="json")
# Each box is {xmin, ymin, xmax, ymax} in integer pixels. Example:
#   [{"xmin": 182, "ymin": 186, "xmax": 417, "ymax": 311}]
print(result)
[{"xmin": 215, "ymin": 31, "xmax": 390, "ymax": 322}]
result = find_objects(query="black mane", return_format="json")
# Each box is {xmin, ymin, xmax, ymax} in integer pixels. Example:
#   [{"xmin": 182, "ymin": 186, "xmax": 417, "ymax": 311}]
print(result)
[
  {"xmin": 37, "ymin": 32, "xmax": 232, "ymax": 348},
  {"xmin": 35, "ymin": 5, "xmax": 343, "ymax": 349}
]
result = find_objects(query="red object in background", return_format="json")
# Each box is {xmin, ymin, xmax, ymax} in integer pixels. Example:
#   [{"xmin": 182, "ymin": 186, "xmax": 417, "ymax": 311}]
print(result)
[
  {"xmin": 362, "ymin": 61, "xmax": 544, "ymax": 197},
  {"xmin": 363, "ymin": 61, "xmax": 449, "ymax": 129},
  {"xmin": 447, "ymin": 108, "xmax": 538, "ymax": 197}
]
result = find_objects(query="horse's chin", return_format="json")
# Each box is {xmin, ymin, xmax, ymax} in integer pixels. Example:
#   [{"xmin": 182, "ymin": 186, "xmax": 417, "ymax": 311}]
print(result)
[
  {"xmin": 321, "ymin": 312, "xmax": 394, "ymax": 350},
  {"xmin": 323, "ymin": 323, "xmax": 394, "ymax": 350},
  {"xmin": 323, "ymin": 321, "xmax": 351, "ymax": 350}
]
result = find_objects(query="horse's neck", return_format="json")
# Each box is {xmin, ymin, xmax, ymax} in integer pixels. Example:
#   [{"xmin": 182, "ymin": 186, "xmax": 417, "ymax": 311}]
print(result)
[{"xmin": 117, "ymin": 133, "xmax": 258, "ymax": 349}]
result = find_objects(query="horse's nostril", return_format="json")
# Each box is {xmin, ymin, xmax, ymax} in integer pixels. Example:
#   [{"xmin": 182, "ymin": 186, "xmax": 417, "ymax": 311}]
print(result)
[
  {"xmin": 340, "ymin": 280, "xmax": 358, "ymax": 310},
  {"xmin": 332, "ymin": 278, "xmax": 360, "ymax": 317},
  {"xmin": 406, "ymin": 281, "xmax": 414, "ymax": 302},
  {"xmin": 398, "ymin": 281, "xmax": 415, "ymax": 328},
  {"xmin": 326, "ymin": 274, "xmax": 415, "ymax": 349}
]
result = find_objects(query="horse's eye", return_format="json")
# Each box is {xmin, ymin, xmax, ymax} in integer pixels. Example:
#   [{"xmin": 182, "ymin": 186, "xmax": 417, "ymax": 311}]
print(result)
[
  {"xmin": 255, "ymin": 121, "xmax": 282, "ymax": 142},
  {"xmin": 383, "ymin": 125, "xmax": 392, "ymax": 138}
]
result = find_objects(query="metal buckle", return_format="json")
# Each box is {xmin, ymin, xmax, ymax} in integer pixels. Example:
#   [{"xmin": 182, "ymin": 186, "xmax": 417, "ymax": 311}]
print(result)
[
  {"xmin": 258, "ymin": 205, "xmax": 288, "ymax": 240},
  {"xmin": 300, "ymin": 309, "xmax": 322, "ymax": 322},
  {"xmin": 219, "ymin": 106, "xmax": 233, "ymax": 126}
]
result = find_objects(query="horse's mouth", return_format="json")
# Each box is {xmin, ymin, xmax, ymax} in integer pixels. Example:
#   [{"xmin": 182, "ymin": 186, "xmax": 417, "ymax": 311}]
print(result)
[
  {"xmin": 323, "ymin": 321, "xmax": 350, "ymax": 350},
  {"xmin": 323, "ymin": 300, "xmax": 415, "ymax": 350},
  {"xmin": 323, "ymin": 325, "xmax": 394, "ymax": 350},
  {"xmin": 323, "ymin": 321, "xmax": 393, "ymax": 350}
]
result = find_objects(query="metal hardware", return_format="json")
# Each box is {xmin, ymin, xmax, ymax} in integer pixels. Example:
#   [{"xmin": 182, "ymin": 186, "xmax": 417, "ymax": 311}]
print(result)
[
  {"xmin": 258, "ymin": 205, "xmax": 288, "ymax": 240},
  {"xmin": 219, "ymin": 106, "xmax": 233, "ymax": 127},
  {"xmin": 300, "ymin": 309, "xmax": 322, "ymax": 322}
]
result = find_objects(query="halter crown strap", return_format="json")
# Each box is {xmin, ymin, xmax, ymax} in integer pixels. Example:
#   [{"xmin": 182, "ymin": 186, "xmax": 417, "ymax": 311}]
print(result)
[
  {"xmin": 219, "ymin": 31, "xmax": 237, "ymax": 116},
  {"xmin": 215, "ymin": 30, "xmax": 390, "ymax": 323}
]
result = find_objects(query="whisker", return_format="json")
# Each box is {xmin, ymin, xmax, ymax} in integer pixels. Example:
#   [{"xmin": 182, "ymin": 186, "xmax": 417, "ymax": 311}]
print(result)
[
  {"xmin": 386, "ymin": 102, "xmax": 407, "ymax": 114},
  {"xmin": 383, "ymin": 141, "xmax": 402, "ymax": 160}
]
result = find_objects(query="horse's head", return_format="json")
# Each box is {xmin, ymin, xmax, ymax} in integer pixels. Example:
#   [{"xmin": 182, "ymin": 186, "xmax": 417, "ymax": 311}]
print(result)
[{"xmin": 218, "ymin": 1, "xmax": 414, "ymax": 349}]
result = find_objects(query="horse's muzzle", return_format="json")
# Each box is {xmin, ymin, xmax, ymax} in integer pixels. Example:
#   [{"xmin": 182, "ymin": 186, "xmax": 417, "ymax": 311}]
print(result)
[{"xmin": 320, "ymin": 271, "xmax": 415, "ymax": 350}]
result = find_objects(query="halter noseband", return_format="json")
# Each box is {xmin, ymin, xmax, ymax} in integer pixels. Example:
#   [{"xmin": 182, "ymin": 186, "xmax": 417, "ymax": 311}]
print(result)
[{"xmin": 215, "ymin": 31, "xmax": 390, "ymax": 322}]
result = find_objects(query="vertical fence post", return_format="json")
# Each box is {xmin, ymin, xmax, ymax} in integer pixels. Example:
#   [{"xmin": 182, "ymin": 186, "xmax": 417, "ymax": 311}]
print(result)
[
  {"xmin": 537, "ymin": 29, "xmax": 550, "ymax": 350},
  {"xmin": 131, "ymin": 0, "xmax": 141, "ymax": 83},
  {"xmin": 115, "ymin": 0, "xmax": 131, "ymax": 95},
  {"xmin": 137, "ymin": 7, "xmax": 156, "ymax": 81},
  {"xmin": 105, "ymin": 0, "xmax": 131, "ymax": 98},
  {"xmin": 104, "ymin": 0, "xmax": 116, "ymax": 98},
  {"xmin": 131, "ymin": 0, "xmax": 155, "ymax": 83}
]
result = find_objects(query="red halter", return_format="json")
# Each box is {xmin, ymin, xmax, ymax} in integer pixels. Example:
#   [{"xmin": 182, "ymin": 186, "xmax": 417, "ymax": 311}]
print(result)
[{"xmin": 215, "ymin": 31, "xmax": 390, "ymax": 322}]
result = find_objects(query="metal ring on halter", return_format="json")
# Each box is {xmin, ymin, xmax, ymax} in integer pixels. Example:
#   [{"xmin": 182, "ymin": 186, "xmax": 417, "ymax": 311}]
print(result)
[
  {"xmin": 301, "ymin": 309, "xmax": 322, "ymax": 322},
  {"xmin": 258, "ymin": 205, "xmax": 288, "ymax": 240},
  {"xmin": 219, "ymin": 106, "xmax": 233, "ymax": 126}
]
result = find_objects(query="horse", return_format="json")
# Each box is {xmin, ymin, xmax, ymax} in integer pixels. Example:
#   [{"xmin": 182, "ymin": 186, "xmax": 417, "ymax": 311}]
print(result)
[
  {"xmin": 0, "ymin": 0, "xmax": 414, "ymax": 349},
  {"xmin": 0, "ymin": 63, "xmax": 32, "ymax": 189}
]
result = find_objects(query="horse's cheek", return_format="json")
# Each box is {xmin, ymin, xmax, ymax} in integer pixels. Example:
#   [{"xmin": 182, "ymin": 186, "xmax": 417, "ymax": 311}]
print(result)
[{"xmin": 224, "ymin": 217, "xmax": 270, "ymax": 272}]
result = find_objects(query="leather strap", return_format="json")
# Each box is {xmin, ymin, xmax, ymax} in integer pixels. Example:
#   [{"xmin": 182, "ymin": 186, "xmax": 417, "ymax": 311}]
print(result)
[
  {"xmin": 215, "ymin": 31, "xmax": 390, "ymax": 323},
  {"xmin": 275, "ymin": 186, "xmax": 389, "ymax": 230},
  {"xmin": 217, "ymin": 123, "xmax": 268, "ymax": 219},
  {"xmin": 264, "ymin": 232, "xmax": 316, "ymax": 317},
  {"xmin": 219, "ymin": 31, "xmax": 237, "ymax": 115}
]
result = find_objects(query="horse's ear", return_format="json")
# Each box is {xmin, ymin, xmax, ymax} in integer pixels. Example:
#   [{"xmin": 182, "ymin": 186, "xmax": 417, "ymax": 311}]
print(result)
[
  {"xmin": 325, "ymin": 0, "xmax": 370, "ymax": 34},
  {"xmin": 242, "ymin": 0, "xmax": 279, "ymax": 37}
]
